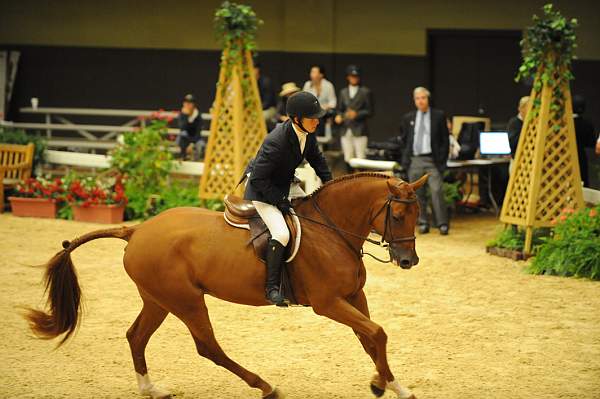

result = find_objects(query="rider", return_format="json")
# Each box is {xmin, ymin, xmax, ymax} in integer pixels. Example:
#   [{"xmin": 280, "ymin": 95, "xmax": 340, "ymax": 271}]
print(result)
[{"xmin": 244, "ymin": 91, "xmax": 333, "ymax": 305}]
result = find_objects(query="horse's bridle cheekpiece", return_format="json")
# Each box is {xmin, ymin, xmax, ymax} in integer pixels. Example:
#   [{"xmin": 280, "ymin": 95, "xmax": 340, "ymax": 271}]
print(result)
[{"xmin": 295, "ymin": 192, "xmax": 417, "ymax": 264}]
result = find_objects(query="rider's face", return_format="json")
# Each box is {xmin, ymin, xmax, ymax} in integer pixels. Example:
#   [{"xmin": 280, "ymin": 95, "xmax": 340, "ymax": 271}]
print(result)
[{"xmin": 298, "ymin": 117, "xmax": 320, "ymax": 133}]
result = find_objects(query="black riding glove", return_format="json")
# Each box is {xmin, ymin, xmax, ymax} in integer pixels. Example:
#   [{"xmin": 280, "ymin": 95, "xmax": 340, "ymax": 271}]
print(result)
[{"xmin": 277, "ymin": 199, "xmax": 292, "ymax": 215}]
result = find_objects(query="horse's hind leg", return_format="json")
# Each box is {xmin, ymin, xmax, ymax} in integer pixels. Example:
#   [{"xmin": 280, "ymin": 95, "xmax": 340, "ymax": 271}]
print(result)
[
  {"xmin": 126, "ymin": 294, "xmax": 171, "ymax": 399},
  {"xmin": 177, "ymin": 293, "xmax": 282, "ymax": 399}
]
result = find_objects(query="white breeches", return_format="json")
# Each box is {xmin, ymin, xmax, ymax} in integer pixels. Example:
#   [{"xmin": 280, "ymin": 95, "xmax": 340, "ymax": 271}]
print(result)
[
  {"xmin": 341, "ymin": 129, "xmax": 368, "ymax": 162},
  {"xmin": 252, "ymin": 201, "xmax": 290, "ymax": 246}
]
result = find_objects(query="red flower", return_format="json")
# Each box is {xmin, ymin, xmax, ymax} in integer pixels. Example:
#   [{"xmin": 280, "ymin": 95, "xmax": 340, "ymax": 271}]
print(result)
[
  {"xmin": 559, "ymin": 215, "xmax": 567, "ymax": 221},
  {"xmin": 591, "ymin": 209, "xmax": 598, "ymax": 217}
]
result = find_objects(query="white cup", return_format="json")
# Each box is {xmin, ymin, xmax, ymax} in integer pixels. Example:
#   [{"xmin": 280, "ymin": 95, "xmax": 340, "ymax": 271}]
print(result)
[{"xmin": 31, "ymin": 97, "xmax": 39, "ymax": 109}]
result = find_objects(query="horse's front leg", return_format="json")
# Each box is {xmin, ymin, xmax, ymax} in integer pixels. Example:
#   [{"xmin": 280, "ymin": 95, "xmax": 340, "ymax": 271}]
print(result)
[{"xmin": 313, "ymin": 296, "xmax": 415, "ymax": 399}]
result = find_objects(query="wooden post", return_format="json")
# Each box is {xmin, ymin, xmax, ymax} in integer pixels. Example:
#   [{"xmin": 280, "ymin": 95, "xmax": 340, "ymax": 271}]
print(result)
[
  {"xmin": 500, "ymin": 61, "xmax": 584, "ymax": 254},
  {"xmin": 199, "ymin": 47, "xmax": 267, "ymax": 200}
]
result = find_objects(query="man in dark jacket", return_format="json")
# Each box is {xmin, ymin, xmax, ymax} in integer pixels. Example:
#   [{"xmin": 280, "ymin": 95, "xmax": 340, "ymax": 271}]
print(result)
[
  {"xmin": 245, "ymin": 91, "xmax": 332, "ymax": 305},
  {"xmin": 254, "ymin": 61, "xmax": 277, "ymax": 125},
  {"xmin": 335, "ymin": 65, "xmax": 373, "ymax": 163},
  {"xmin": 176, "ymin": 94, "xmax": 204, "ymax": 160},
  {"xmin": 507, "ymin": 96, "xmax": 530, "ymax": 158},
  {"xmin": 400, "ymin": 87, "xmax": 450, "ymax": 235},
  {"xmin": 572, "ymin": 95, "xmax": 597, "ymax": 187}
]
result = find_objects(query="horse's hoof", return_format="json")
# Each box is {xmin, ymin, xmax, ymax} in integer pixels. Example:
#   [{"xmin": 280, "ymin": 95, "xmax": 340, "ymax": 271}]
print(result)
[
  {"xmin": 370, "ymin": 383, "xmax": 385, "ymax": 397},
  {"xmin": 142, "ymin": 386, "xmax": 172, "ymax": 399},
  {"xmin": 263, "ymin": 387, "xmax": 285, "ymax": 399}
]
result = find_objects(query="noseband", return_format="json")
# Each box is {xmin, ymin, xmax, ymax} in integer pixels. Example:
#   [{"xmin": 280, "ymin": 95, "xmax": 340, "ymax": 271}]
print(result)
[
  {"xmin": 370, "ymin": 195, "xmax": 418, "ymax": 245},
  {"xmin": 295, "ymin": 193, "xmax": 417, "ymax": 263}
]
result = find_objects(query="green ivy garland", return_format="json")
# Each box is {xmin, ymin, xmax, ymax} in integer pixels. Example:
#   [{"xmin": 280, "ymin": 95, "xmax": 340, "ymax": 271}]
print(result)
[
  {"xmin": 516, "ymin": 4, "xmax": 578, "ymax": 131},
  {"xmin": 214, "ymin": 1, "xmax": 263, "ymax": 108}
]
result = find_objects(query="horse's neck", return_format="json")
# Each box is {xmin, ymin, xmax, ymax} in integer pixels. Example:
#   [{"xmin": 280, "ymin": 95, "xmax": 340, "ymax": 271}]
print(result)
[{"xmin": 300, "ymin": 177, "xmax": 385, "ymax": 248}]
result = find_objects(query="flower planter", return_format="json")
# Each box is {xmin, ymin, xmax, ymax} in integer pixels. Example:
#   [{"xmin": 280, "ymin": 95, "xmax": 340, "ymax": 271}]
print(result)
[
  {"xmin": 8, "ymin": 197, "xmax": 57, "ymax": 218},
  {"xmin": 486, "ymin": 246, "xmax": 533, "ymax": 261},
  {"xmin": 72, "ymin": 204, "xmax": 125, "ymax": 224}
]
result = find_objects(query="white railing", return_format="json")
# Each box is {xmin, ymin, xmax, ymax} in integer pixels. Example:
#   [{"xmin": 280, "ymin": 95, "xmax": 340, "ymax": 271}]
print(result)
[{"xmin": 44, "ymin": 150, "xmax": 204, "ymax": 176}]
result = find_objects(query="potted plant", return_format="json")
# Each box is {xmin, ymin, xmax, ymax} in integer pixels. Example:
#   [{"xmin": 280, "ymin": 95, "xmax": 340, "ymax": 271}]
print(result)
[
  {"xmin": 9, "ymin": 177, "xmax": 64, "ymax": 218},
  {"xmin": 66, "ymin": 174, "xmax": 128, "ymax": 224}
]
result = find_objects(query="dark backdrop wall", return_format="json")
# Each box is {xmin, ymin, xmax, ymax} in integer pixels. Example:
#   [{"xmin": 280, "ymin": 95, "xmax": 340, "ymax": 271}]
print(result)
[
  {"xmin": 4, "ymin": 45, "xmax": 426, "ymax": 140},
  {"xmin": 3, "ymin": 44, "xmax": 599, "ymax": 142}
]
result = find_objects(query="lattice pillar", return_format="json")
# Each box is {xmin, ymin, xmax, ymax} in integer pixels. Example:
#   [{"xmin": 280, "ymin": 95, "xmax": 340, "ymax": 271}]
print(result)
[
  {"xmin": 199, "ymin": 49, "xmax": 267, "ymax": 199},
  {"xmin": 500, "ymin": 66, "xmax": 584, "ymax": 253}
]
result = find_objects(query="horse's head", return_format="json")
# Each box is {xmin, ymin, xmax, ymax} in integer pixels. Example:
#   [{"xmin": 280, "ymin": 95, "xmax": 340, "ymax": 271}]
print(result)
[{"xmin": 370, "ymin": 175, "xmax": 428, "ymax": 269}]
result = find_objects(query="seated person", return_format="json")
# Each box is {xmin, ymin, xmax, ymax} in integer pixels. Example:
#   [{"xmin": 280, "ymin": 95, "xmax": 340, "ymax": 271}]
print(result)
[{"xmin": 176, "ymin": 94, "xmax": 204, "ymax": 160}]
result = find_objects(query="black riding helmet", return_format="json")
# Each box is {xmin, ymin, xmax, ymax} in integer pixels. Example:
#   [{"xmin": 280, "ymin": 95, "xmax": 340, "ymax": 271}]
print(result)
[{"xmin": 286, "ymin": 91, "xmax": 326, "ymax": 133}]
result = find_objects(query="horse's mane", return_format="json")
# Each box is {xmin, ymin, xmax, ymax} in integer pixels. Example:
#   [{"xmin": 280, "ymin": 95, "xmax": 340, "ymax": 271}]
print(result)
[{"xmin": 300, "ymin": 172, "xmax": 393, "ymax": 201}]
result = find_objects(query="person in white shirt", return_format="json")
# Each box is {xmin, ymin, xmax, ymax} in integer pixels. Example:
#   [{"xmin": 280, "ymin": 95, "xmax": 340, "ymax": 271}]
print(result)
[
  {"xmin": 303, "ymin": 65, "xmax": 336, "ymax": 110},
  {"xmin": 303, "ymin": 65, "xmax": 336, "ymax": 137}
]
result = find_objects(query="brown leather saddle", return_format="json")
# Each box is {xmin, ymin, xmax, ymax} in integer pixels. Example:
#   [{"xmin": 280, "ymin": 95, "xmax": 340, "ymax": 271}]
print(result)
[{"xmin": 224, "ymin": 195, "xmax": 299, "ymax": 305}]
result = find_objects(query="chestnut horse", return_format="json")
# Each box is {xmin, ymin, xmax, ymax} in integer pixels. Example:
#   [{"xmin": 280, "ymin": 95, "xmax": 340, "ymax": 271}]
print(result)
[{"xmin": 25, "ymin": 172, "xmax": 427, "ymax": 399}]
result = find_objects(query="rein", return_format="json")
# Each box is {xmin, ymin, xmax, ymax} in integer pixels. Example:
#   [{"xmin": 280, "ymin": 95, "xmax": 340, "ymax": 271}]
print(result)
[{"xmin": 293, "ymin": 194, "xmax": 417, "ymax": 263}]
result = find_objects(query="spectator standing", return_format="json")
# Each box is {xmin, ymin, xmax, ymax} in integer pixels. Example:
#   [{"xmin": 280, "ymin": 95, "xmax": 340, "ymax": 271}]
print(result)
[
  {"xmin": 303, "ymin": 65, "xmax": 336, "ymax": 136},
  {"xmin": 400, "ymin": 87, "xmax": 450, "ymax": 235},
  {"xmin": 572, "ymin": 95, "xmax": 596, "ymax": 187},
  {"xmin": 254, "ymin": 61, "xmax": 277, "ymax": 124},
  {"xmin": 176, "ymin": 94, "xmax": 204, "ymax": 160},
  {"xmin": 335, "ymin": 65, "xmax": 373, "ymax": 163},
  {"xmin": 507, "ymin": 96, "xmax": 530, "ymax": 158}
]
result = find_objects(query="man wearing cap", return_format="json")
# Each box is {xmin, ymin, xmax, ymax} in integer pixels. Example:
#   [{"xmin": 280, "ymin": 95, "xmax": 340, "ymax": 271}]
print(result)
[
  {"xmin": 177, "ymin": 94, "xmax": 204, "ymax": 160},
  {"xmin": 335, "ymin": 65, "xmax": 373, "ymax": 164},
  {"xmin": 244, "ymin": 91, "xmax": 332, "ymax": 305}
]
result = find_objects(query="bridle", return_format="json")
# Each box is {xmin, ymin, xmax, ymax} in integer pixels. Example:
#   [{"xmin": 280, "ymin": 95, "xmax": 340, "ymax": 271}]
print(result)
[{"xmin": 294, "ymin": 193, "xmax": 417, "ymax": 263}]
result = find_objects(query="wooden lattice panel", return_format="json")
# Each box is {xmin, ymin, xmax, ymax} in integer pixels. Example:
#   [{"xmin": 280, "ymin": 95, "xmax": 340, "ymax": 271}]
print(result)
[
  {"xmin": 500, "ymin": 70, "xmax": 584, "ymax": 252},
  {"xmin": 199, "ymin": 50, "xmax": 267, "ymax": 199}
]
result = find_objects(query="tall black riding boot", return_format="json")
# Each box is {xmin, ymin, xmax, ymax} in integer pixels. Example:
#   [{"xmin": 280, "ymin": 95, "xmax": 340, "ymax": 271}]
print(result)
[{"xmin": 265, "ymin": 239, "xmax": 286, "ymax": 305}]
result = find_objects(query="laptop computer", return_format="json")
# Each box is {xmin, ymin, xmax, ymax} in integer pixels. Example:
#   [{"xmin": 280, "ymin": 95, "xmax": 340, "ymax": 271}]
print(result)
[{"xmin": 479, "ymin": 131, "xmax": 511, "ymax": 158}]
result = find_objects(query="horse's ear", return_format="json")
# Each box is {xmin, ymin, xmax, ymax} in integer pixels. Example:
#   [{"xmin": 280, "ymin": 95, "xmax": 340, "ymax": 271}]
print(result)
[
  {"xmin": 410, "ymin": 174, "xmax": 429, "ymax": 190},
  {"xmin": 386, "ymin": 179, "xmax": 406, "ymax": 195}
]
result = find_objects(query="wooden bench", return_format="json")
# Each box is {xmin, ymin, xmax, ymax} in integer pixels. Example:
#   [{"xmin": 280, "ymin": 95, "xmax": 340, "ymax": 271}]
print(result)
[{"xmin": 0, "ymin": 143, "xmax": 35, "ymax": 212}]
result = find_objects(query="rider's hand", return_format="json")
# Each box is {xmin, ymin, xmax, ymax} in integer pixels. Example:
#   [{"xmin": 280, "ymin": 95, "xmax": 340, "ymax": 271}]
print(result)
[
  {"xmin": 334, "ymin": 114, "xmax": 343, "ymax": 124},
  {"xmin": 277, "ymin": 199, "xmax": 291, "ymax": 215}
]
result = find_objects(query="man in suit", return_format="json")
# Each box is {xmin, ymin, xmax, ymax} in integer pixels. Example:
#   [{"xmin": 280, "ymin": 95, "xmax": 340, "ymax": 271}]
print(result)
[
  {"xmin": 245, "ymin": 91, "xmax": 332, "ymax": 305},
  {"xmin": 334, "ymin": 65, "xmax": 373, "ymax": 163},
  {"xmin": 400, "ymin": 87, "xmax": 450, "ymax": 235}
]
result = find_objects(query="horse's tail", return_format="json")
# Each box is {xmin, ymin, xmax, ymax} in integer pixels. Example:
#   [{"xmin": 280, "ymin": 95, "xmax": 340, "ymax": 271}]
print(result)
[{"xmin": 24, "ymin": 225, "xmax": 135, "ymax": 346}]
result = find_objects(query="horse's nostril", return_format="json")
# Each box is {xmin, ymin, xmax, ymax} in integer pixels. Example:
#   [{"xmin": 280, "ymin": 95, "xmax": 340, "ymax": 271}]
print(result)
[{"xmin": 400, "ymin": 259, "xmax": 411, "ymax": 267}]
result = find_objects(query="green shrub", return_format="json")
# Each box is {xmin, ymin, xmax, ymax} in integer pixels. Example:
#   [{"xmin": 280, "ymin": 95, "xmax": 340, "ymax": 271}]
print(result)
[
  {"xmin": 109, "ymin": 120, "xmax": 174, "ymax": 219},
  {"xmin": 109, "ymin": 120, "xmax": 224, "ymax": 219},
  {"xmin": 0, "ymin": 126, "xmax": 46, "ymax": 170},
  {"xmin": 443, "ymin": 180, "xmax": 462, "ymax": 206},
  {"xmin": 151, "ymin": 179, "xmax": 224, "ymax": 215},
  {"xmin": 528, "ymin": 206, "xmax": 600, "ymax": 280},
  {"xmin": 487, "ymin": 226, "xmax": 549, "ymax": 251}
]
